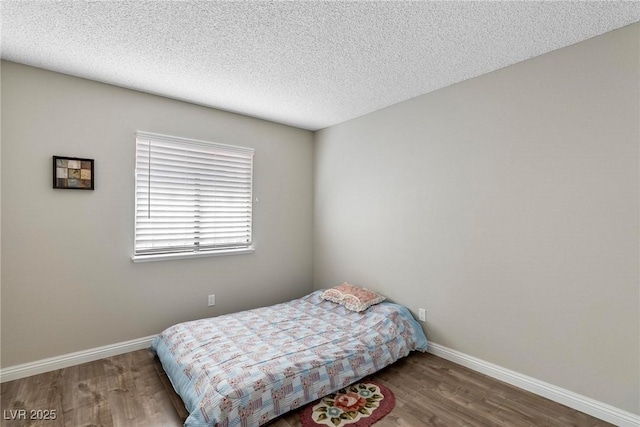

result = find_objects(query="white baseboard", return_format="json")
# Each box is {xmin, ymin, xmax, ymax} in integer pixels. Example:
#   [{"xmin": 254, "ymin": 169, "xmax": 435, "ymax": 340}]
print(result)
[
  {"xmin": 0, "ymin": 335, "xmax": 156, "ymax": 383},
  {"xmin": 1, "ymin": 336, "xmax": 638, "ymax": 426},
  {"xmin": 427, "ymin": 342, "xmax": 640, "ymax": 427}
]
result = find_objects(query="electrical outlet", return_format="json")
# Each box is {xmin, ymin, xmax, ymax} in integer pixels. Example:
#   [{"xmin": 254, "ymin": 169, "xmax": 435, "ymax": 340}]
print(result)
[
  {"xmin": 418, "ymin": 308, "xmax": 426, "ymax": 322},
  {"xmin": 208, "ymin": 294, "xmax": 216, "ymax": 307}
]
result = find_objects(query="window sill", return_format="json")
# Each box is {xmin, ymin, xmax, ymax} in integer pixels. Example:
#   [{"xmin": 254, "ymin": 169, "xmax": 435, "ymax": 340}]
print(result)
[{"xmin": 131, "ymin": 247, "xmax": 255, "ymax": 263}]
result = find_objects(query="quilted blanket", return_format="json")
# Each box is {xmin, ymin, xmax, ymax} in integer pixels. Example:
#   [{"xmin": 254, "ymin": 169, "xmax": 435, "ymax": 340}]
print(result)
[{"xmin": 152, "ymin": 290, "xmax": 428, "ymax": 427}]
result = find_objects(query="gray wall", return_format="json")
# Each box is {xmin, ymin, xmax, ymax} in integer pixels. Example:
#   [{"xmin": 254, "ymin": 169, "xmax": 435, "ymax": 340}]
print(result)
[
  {"xmin": 1, "ymin": 61, "xmax": 314, "ymax": 367},
  {"xmin": 314, "ymin": 23, "xmax": 639, "ymax": 414}
]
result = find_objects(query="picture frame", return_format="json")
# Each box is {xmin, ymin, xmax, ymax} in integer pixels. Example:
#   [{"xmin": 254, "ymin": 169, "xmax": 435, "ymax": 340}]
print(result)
[{"xmin": 53, "ymin": 156, "xmax": 94, "ymax": 190}]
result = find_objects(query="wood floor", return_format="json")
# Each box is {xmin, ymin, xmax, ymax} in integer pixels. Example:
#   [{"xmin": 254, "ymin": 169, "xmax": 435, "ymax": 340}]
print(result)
[{"xmin": 1, "ymin": 349, "xmax": 612, "ymax": 427}]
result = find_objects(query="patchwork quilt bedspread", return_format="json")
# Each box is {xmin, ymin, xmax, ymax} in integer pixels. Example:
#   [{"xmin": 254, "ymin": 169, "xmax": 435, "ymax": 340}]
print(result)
[{"xmin": 152, "ymin": 290, "xmax": 428, "ymax": 427}]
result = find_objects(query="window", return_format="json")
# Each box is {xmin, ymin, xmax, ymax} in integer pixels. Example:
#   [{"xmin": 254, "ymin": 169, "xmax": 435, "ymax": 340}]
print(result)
[{"xmin": 133, "ymin": 132, "xmax": 254, "ymax": 262}]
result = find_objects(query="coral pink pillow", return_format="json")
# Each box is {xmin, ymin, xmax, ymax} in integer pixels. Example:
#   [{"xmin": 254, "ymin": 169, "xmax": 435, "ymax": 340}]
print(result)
[{"xmin": 322, "ymin": 283, "xmax": 386, "ymax": 312}]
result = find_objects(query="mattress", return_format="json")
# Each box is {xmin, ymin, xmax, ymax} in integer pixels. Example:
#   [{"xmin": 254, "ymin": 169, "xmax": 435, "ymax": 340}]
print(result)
[{"xmin": 152, "ymin": 290, "xmax": 428, "ymax": 427}]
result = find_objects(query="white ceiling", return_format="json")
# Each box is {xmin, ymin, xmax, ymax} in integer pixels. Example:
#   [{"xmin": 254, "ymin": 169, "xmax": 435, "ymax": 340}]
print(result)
[{"xmin": 2, "ymin": 1, "xmax": 639, "ymax": 131}]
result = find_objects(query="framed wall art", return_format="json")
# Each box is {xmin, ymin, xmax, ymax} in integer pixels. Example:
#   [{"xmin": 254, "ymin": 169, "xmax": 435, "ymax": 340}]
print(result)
[{"xmin": 53, "ymin": 156, "xmax": 94, "ymax": 190}]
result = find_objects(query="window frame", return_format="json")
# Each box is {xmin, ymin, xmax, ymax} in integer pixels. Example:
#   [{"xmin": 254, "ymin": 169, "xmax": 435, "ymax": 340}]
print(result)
[{"xmin": 132, "ymin": 131, "xmax": 255, "ymax": 263}]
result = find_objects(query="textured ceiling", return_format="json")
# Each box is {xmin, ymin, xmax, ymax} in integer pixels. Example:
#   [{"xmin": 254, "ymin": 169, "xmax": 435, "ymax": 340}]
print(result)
[{"xmin": 1, "ymin": 1, "xmax": 639, "ymax": 130}]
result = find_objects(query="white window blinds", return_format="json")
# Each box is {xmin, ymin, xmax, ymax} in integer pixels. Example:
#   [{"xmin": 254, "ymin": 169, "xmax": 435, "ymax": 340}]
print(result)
[{"xmin": 134, "ymin": 132, "xmax": 254, "ymax": 259}]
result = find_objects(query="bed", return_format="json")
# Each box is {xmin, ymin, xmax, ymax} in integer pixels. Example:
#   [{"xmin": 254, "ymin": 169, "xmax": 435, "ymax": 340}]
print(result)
[{"xmin": 152, "ymin": 287, "xmax": 428, "ymax": 427}]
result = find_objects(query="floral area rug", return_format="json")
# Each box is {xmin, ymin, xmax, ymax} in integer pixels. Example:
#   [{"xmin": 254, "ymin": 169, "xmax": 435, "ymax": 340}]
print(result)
[{"xmin": 300, "ymin": 380, "xmax": 395, "ymax": 427}]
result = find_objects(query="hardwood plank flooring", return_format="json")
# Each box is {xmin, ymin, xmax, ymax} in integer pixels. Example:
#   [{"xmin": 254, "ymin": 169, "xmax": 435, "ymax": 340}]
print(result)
[{"xmin": 1, "ymin": 350, "xmax": 612, "ymax": 426}]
